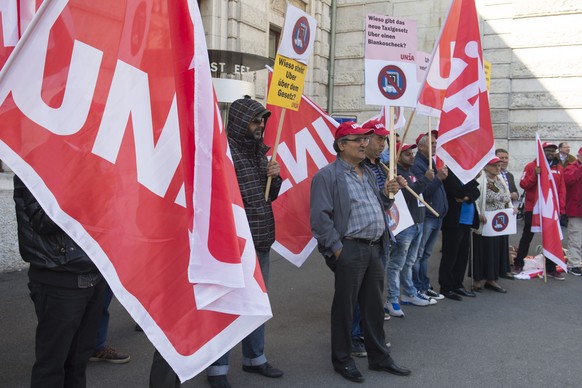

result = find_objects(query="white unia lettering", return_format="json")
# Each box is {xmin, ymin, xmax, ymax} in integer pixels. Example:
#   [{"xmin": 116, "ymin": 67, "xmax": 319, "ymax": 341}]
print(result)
[{"xmin": 92, "ymin": 60, "xmax": 182, "ymax": 199}]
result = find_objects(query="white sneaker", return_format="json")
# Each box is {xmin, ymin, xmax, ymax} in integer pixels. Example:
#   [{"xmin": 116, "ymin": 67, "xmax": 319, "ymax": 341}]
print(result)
[
  {"xmin": 417, "ymin": 292, "xmax": 437, "ymax": 305},
  {"xmin": 425, "ymin": 289, "xmax": 445, "ymax": 300},
  {"xmin": 385, "ymin": 302, "xmax": 405, "ymax": 317},
  {"xmin": 401, "ymin": 294, "xmax": 430, "ymax": 306}
]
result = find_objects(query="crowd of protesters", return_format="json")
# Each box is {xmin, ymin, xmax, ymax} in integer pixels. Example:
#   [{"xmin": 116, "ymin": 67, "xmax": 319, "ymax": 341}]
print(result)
[{"xmin": 12, "ymin": 96, "xmax": 581, "ymax": 387}]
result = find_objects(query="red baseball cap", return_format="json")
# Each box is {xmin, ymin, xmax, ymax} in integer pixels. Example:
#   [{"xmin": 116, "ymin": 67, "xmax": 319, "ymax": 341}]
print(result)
[
  {"xmin": 415, "ymin": 130, "xmax": 439, "ymax": 145},
  {"xmin": 334, "ymin": 122, "xmax": 373, "ymax": 140},
  {"xmin": 542, "ymin": 142, "xmax": 558, "ymax": 149},
  {"xmin": 578, "ymin": 147, "xmax": 582, "ymax": 155},
  {"xmin": 362, "ymin": 120, "xmax": 390, "ymax": 137},
  {"xmin": 487, "ymin": 156, "xmax": 502, "ymax": 165},
  {"xmin": 396, "ymin": 143, "xmax": 417, "ymax": 154}
]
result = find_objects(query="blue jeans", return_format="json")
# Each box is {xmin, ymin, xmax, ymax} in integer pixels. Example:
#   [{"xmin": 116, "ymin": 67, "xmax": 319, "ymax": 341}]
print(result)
[
  {"xmin": 207, "ymin": 249, "xmax": 270, "ymax": 376},
  {"xmin": 94, "ymin": 284, "xmax": 114, "ymax": 351},
  {"xmin": 387, "ymin": 224, "xmax": 423, "ymax": 303},
  {"xmin": 413, "ymin": 217, "xmax": 443, "ymax": 293}
]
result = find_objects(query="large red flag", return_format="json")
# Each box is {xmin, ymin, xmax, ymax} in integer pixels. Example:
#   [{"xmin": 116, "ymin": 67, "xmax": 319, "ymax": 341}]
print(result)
[
  {"xmin": 265, "ymin": 86, "xmax": 338, "ymax": 266},
  {"xmin": 0, "ymin": 0, "xmax": 270, "ymax": 381},
  {"xmin": 417, "ymin": 0, "xmax": 495, "ymax": 183},
  {"xmin": 0, "ymin": 0, "xmax": 39, "ymax": 68},
  {"xmin": 531, "ymin": 136, "xmax": 566, "ymax": 272}
]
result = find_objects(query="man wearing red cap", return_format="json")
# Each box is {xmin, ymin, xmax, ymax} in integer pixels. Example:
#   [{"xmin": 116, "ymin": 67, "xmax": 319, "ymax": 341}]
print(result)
[
  {"xmin": 385, "ymin": 142, "xmax": 437, "ymax": 317},
  {"xmin": 310, "ymin": 122, "xmax": 411, "ymax": 383},
  {"xmin": 564, "ymin": 147, "xmax": 582, "ymax": 276},
  {"xmin": 514, "ymin": 142, "xmax": 566, "ymax": 279},
  {"xmin": 411, "ymin": 132, "xmax": 448, "ymax": 300},
  {"xmin": 348, "ymin": 120, "xmax": 391, "ymax": 358}
]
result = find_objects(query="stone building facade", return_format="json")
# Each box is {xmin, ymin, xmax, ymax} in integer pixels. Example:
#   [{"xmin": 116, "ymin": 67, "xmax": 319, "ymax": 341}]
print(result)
[{"xmin": 199, "ymin": 0, "xmax": 582, "ymax": 175}]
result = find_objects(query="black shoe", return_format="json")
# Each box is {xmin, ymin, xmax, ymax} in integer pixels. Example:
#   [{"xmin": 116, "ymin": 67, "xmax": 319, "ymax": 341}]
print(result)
[
  {"xmin": 500, "ymin": 272, "xmax": 515, "ymax": 280},
  {"xmin": 242, "ymin": 362, "xmax": 284, "ymax": 378},
  {"xmin": 369, "ymin": 357, "xmax": 411, "ymax": 377},
  {"xmin": 441, "ymin": 290, "xmax": 462, "ymax": 301},
  {"xmin": 452, "ymin": 287, "xmax": 476, "ymax": 297},
  {"xmin": 207, "ymin": 375, "xmax": 231, "ymax": 388},
  {"xmin": 334, "ymin": 364, "xmax": 364, "ymax": 383},
  {"xmin": 484, "ymin": 283, "xmax": 507, "ymax": 293}
]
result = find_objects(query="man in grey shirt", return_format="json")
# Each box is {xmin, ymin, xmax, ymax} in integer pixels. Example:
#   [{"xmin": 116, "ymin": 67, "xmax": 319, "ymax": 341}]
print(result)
[{"xmin": 310, "ymin": 122, "xmax": 411, "ymax": 383}]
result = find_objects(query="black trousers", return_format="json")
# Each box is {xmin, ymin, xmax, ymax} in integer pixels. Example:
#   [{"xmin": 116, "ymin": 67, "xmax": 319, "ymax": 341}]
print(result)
[
  {"xmin": 515, "ymin": 211, "xmax": 557, "ymax": 272},
  {"xmin": 328, "ymin": 239, "xmax": 390, "ymax": 370},
  {"xmin": 29, "ymin": 278, "xmax": 105, "ymax": 388},
  {"xmin": 149, "ymin": 349, "xmax": 180, "ymax": 388},
  {"xmin": 439, "ymin": 226, "xmax": 471, "ymax": 292}
]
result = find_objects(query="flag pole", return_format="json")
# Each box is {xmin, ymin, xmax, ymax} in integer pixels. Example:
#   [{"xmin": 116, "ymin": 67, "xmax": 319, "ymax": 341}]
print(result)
[
  {"xmin": 265, "ymin": 108, "xmax": 286, "ymax": 201},
  {"xmin": 388, "ymin": 106, "xmax": 395, "ymax": 199},
  {"xmin": 379, "ymin": 162, "xmax": 439, "ymax": 217},
  {"xmin": 395, "ymin": 109, "xmax": 415, "ymax": 162},
  {"xmin": 428, "ymin": 116, "xmax": 433, "ymax": 170}
]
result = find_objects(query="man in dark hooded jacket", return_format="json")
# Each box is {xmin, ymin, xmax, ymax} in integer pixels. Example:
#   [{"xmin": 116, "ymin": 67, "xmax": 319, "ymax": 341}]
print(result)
[
  {"xmin": 14, "ymin": 175, "xmax": 105, "ymax": 388},
  {"xmin": 205, "ymin": 96, "xmax": 284, "ymax": 387},
  {"xmin": 149, "ymin": 97, "xmax": 283, "ymax": 388}
]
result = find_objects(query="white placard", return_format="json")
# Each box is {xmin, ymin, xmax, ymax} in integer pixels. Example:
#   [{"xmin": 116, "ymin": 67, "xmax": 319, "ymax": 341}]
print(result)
[
  {"xmin": 387, "ymin": 191, "xmax": 414, "ymax": 236},
  {"xmin": 481, "ymin": 209, "xmax": 517, "ymax": 237},
  {"xmin": 277, "ymin": 4, "xmax": 317, "ymax": 65}
]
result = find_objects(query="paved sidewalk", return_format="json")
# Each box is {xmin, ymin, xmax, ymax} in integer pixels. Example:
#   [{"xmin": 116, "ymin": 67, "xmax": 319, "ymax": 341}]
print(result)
[{"xmin": 1, "ymin": 244, "xmax": 582, "ymax": 387}]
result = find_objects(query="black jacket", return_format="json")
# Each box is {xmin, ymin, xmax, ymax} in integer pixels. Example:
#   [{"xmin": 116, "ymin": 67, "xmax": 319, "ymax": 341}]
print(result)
[
  {"xmin": 441, "ymin": 171, "xmax": 480, "ymax": 229},
  {"xmin": 227, "ymin": 97, "xmax": 282, "ymax": 252},
  {"xmin": 14, "ymin": 175, "xmax": 101, "ymax": 288}
]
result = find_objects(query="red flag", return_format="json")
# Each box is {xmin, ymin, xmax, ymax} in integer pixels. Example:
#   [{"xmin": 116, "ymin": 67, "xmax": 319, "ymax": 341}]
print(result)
[
  {"xmin": 264, "ymin": 73, "xmax": 337, "ymax": 266},
  {"xmin": 417, "ymin": 0, "xmax": 495, "ymax": 183},
  {"xmin": 531, "ymin": 136, "xmax": 566, "ymax": 272},
  {"xmin": 0, "ymin": 0, "xmax": 39, "ymax": 68},
  {"xmin": 0, "ymin": 0, "xmax": 270, "ymax": 381}
]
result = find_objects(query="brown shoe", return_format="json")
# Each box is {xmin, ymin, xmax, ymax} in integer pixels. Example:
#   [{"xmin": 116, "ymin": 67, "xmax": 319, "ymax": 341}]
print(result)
[{"xmin": 89, "ymin": 345, "xmax": 131, "ymax": 364}]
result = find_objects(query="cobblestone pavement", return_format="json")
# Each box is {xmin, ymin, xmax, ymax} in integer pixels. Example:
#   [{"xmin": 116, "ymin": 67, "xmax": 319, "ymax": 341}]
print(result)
[{"xmin": 0, "ymin": 182, "xmax": 25, "ymax": 273}]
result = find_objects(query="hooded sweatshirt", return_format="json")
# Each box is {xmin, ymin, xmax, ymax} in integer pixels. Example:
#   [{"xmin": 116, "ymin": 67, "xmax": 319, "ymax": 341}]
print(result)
[{"xmin": 227, "ymin": 97, "xmax": 282, "ymax": 251}]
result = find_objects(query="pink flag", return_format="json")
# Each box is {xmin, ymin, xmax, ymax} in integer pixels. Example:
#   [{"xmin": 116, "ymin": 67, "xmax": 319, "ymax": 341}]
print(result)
[
  {"xmin": 416, "ymin": 0, "xmax": 495, "ymax": 183},
  {"xmin": 531, "ymin": 136, "xmax": 567, "ymax": 272},
  {"xmin": 0, "ymin": 0, "xmax": 270, "ymax": 381},
  {"xmin": 264, "ymin": 72, "xmax": 338, "ymax": 266}
]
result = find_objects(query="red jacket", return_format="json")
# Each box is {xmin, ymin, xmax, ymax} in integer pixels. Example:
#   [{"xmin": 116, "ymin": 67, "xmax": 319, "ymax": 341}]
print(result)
[
  {"xmin": 564, "ymin": 161, "xmax": 582, "ymax": 217},
  {"xmin": 519, "ymin": 159, "xmax": 566, "ymax": 214}
]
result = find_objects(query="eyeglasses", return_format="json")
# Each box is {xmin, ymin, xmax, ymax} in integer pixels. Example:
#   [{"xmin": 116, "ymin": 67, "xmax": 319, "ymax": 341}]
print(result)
[
  {"xmin": 250, "ymin": 117, "xmax": 265, "ymax": 125},
  {"xmin": 343, "ymin": 137, "xmax": 370, "ymax": 145}
]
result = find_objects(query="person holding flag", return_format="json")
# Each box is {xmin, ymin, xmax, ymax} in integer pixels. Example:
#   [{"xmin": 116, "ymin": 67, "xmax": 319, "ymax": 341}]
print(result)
[
  {"xmin": 513, "ymin": 142, "xmax": 566, "ymax": 278},
  {"xmin": 411, "ymin": 132, "xmax": 448, "ymax": 300}
]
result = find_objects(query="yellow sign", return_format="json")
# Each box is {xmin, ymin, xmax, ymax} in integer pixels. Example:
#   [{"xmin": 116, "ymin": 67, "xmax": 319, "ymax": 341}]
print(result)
[
  {"xmin": 484, "ymin": 60, "xmax": 491, "ymax": 91},
  {"xmin": 267, "ymin": 54, "xmax": 306, "ymax": 111}
]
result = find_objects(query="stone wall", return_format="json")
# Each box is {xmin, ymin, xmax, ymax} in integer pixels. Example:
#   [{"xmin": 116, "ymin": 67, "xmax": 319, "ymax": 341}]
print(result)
[{"xmin": 201, "ymin": 0, "xmax": 582, "ymax": 175}]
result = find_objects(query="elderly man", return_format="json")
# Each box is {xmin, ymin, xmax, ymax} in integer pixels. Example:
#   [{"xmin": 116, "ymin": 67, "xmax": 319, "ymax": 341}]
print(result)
[
  {"xmin": 349, "ymin": 120, "xmax": 392, "ymax": 358},
  {"xmin": 514, "ymin": 142, "xmax": 566, "ymax": 279},
  {"xmin": 564, "ymin": 147, "xmax": 582, "ymax": 276},
  {"xmin": 310, "ymin": 122, "xmax": 410, "ymax": 383},
  {"xmin": 558, "ymin": 142, "xmax": 576, "ymax": 168}
]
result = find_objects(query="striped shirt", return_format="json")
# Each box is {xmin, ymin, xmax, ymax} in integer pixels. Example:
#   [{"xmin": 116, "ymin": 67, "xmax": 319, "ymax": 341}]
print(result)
[
  {"xmin": 365, "ymin": 157, "xmax": 387, "ymax": 191},
  {"xmin": 339, "ymin": 158, "xmax": 385, "ymax": 241}
]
